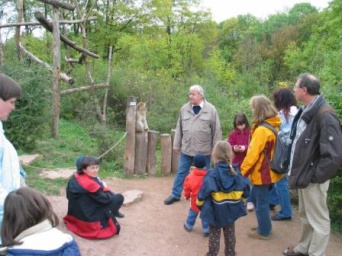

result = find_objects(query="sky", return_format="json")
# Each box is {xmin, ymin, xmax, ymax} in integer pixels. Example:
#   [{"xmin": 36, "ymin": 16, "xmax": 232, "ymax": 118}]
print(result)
[{"xmin": 201, "ymin": 0, "xmax": 331, "ymax": 22}]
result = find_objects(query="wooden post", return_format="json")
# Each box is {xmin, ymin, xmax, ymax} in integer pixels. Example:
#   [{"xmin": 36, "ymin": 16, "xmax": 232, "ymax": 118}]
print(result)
[
  {"xmin": 134, "ymin": 131, "xmax": 148, "ymax": 174},
  {"xmin": 51, "ymin": 6, "xmax": 61, "ymax": 138},
  {"xmin": 147, "ymin": 130, "xmax": 160, "ymax": 175},
  {"xmin": 171, "ymin": 129, "xmax": 179, "ymax": 174},
  {"xmin": 124, "ymin": 96, "xmax": 137, "ymax": 176},
  {"xmin": 161, "ymin": 133, "xmax": 172, "ymax": 175}
]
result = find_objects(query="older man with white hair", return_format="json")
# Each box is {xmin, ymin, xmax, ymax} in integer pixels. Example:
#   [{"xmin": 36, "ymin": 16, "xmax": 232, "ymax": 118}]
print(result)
[{"xmin": 164, "ymin": 84, "xmax": 222, "ymax": 205}]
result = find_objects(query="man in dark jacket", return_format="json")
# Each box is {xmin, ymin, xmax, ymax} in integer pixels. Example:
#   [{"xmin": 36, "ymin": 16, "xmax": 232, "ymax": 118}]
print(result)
[{"xmin": 283, "ymin": 74, "xmax": 342, "ymax": 256}]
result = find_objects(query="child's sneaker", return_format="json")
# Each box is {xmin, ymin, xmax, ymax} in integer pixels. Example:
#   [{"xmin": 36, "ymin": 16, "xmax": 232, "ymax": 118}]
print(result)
[
  {"xmin": 183, "ymin": 224, "xmax": 192, "ymax": 232},
  {"xmin": 247, "ymin": 202, "xmax": 254, "ymax": 211}
]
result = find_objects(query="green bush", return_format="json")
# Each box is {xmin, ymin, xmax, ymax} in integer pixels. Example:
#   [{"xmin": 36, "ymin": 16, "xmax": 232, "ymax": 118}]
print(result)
[{"xmin": 1, "ymin": 60, "xmax": 51, "ymax": 151}]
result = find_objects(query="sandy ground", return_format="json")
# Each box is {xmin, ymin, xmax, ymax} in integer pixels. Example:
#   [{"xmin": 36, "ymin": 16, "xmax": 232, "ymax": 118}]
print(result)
[{"xmin": 48, "ymin": 176, "xmax": 342, "ymax": 256}]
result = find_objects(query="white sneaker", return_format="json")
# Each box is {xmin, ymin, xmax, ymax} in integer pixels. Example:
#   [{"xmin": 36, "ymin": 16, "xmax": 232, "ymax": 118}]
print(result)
[{"xmin": 247, "ymin": 202, "xmax": 254, "ymax": 211}]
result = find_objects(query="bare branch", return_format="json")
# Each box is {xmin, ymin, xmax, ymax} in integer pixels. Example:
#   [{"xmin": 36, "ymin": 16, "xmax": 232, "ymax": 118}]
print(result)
[
  {"xmin": 19, "ymin": 42, "xmax": 74, "ymax": 85},
  {"xmin": 35, "ymin": 12, "xmax": 99, "ymax": 58},
  {"xmin": 61, "ymin": 84, "xmax": 109, "ymax": 95},
  {"xmin": 0, "ymin": 17, "xmax": 97, "ymax": 28},
  {"xmin": 37, "ymin": 0, "xmax": 75, "ymax": 11}
]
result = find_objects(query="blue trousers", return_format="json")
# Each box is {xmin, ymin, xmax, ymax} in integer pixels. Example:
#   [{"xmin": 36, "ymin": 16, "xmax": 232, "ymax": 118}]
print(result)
[
  {"xmin": 252, "ymin": 185, "xmax": 272, "ymax": 236},
  {"xmin": 171, "ymin": 153, "xmax": 211, "ymax": 199},
  {"xmin": 185, "ymin": 208, "xmax": 209, "ymax": 234},
  {"xmin": 274, "ymin": 175, "xmax": 292, "ymax": 217}
]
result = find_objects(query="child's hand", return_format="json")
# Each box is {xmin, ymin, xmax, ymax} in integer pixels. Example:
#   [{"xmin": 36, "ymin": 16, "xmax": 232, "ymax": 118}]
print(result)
[
  {"xmin": 234, "ymin": 145, "xmax": 239, "ymax": 152},
  {"xmin": 240, "ymin": 146, "xmax": 246, "ymax": 152}
]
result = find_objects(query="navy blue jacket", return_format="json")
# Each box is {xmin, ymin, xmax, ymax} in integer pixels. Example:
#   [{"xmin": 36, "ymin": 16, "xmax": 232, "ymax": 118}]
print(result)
[{"xmin": 197, "ymin": 161, "xmax": 249, "ymax": 227}]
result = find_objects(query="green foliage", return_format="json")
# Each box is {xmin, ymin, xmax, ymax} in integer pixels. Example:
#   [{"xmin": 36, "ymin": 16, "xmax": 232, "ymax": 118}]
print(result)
[
  {"xmin": 1, "ymin": 51, "xmax": 51, "ymax": 151},
  {"xmin": 328, "ymin": 170, "xmax": 342, "ymax": 233}
]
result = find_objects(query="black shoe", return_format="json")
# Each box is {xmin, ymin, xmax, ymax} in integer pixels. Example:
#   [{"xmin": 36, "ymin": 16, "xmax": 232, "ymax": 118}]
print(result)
[
  {"xmin": 114, "ymin": 211, "xmax": 125, "ymax": 218},
  {"xmin": 271, "ymin": 215, "xmax": 291, "ymax": 221},
  {"xmin": 164, "ymin": 195, "xmax": 180, "ymax": 205},
  {"xmin": 183, "ymin": 224, "xmax": 192, "ymax": 232},
  {"xmin": 269, "ymin": 204, "xmax": 277, "ymax": 211}
]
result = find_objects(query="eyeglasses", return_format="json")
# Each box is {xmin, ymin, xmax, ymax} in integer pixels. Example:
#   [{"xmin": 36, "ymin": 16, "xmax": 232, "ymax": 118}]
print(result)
[{"xmin": 89, "ymin": 165, "xmax": 99, "ymax": 171}]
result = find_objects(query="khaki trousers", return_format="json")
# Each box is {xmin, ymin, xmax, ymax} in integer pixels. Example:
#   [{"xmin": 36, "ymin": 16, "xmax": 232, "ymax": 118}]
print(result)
[{"xmin": 295, "ymin": 181, "xmax": 330, "ymax": 256}]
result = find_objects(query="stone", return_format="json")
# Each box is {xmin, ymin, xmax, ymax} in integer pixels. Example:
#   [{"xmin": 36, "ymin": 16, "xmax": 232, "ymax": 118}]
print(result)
[{"xmin": 122, "ymin": 189, "xmax": 143, "ymax": 206}]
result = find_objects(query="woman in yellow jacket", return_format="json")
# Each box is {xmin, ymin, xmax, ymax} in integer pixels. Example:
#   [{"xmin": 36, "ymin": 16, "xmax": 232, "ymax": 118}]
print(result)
[{"xmin": 241, "ymin": 95, "xmax": 283, "ymax": 240}]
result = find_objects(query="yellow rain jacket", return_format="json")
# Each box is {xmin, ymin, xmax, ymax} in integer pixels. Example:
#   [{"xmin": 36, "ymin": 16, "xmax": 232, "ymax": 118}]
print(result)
[{"xmin": 240, "ymin": 116, "xmax": 283, "ymax": 185}]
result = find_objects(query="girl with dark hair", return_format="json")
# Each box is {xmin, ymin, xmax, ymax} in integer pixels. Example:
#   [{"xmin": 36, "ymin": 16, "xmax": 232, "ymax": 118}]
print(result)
[
  {"xmin": 64, "ymin": 156, "xmax": 124, "ymax": 239},
  {"xmin": 270, "ymin": 88, "xmax": 298, "ymax": 221},
  {"xmin": 228, "ymin": 113, "xmax": 254, "ymax": 211},
  {"xmin": 0, "ymin": 187, "xmax": 80, "ymax": 255}
]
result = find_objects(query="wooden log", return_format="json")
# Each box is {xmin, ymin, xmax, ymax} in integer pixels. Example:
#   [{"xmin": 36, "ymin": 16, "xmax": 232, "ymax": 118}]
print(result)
[
  {"xmin": 61, "ymin": 83, "xmax": 108, "ymax": 95},
  {"xmin": 171, "ymin": 129, "xmax": 179, "ymax": 174},
  {"xmin": 147, "ymin": 130, "xmax": 160, "ymax": 176},
  {"xmin": 124, "ymin": 97, "xmax": 137, "ymax": 176},
  {"xmin": 51, "ymin": 6, "xmax": 61, "ymax": 138},
  {"xmin": 34, "ymin": 12, "xmax": 99, "ymax": 58},
  {"xmin": 161, "ymin": 133, "xmax": 172, "ymax": 175},
  {"xmin": 37, "ymin": 0, "xmax": 75, "ymax": 11},
  {"xmin": 19, "ymin": 42, "xmax": 74, "ymax": 84},
  {"xmin": 134, "ymin": 131, "xmax": 148, "ymax": 174},
  {"xmin": 0, "ymin": 17, "xmax": 97, "ymax": 28}
]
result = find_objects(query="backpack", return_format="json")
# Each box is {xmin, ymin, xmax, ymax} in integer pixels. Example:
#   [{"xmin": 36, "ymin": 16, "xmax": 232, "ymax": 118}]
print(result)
[{"xmin": 260, "ymin": 122, "xmax": 289, "ymax": 174}]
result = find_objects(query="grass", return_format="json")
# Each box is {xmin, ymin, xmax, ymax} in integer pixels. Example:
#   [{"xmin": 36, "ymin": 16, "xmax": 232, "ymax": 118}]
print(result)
[{"xmin": 24, "ymin": 119, "xmax": 128, "ymax": 195}]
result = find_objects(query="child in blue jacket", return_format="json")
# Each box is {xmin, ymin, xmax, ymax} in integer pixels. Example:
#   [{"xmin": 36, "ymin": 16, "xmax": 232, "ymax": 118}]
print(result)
[{"xmin": 197, "ymin": 141, "xmax": 249, "ymax": 256}]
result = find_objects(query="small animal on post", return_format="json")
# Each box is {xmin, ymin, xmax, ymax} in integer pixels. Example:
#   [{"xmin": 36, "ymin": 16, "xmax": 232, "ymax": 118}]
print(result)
[{"xmin": 136, "ymin": 102, "xmax": 149, "ymax": 132}]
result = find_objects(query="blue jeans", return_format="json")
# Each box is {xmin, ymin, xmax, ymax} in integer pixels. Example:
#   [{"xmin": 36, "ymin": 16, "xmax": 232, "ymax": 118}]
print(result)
[
  {"xmin": 185, "ymin": 208, "xmax": 209, "ymax": 234},
  {"xmin": 274, "ymin": 175, "xmax": 292, "ymax": 217},
  {"xmin": 252, "ymin": 185, "xmax": 272, "ymax": 236},
  {"xmin": 171, "ymin": 153, "xmax": 211, "ymax": 199},
  {"xmin": 269, "ymin": 185, "xmax": 279, "ymax": 206}
]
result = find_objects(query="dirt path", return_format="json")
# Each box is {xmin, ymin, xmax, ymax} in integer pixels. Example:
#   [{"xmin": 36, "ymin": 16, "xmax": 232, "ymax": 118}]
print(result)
[{"xmin": 49, "ymin": 176, "xmax": 342, "ymax": 256}]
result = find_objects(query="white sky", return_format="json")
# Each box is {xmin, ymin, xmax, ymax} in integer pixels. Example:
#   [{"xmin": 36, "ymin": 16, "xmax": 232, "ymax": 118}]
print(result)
[{"xmin": 201, "ymin": 0, "xmax": 331, "ymax": 22}]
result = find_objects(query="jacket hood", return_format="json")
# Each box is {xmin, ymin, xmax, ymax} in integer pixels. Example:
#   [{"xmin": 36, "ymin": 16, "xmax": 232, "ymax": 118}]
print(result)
[
  {"xmin": 214, "ymin": 161, "xmax": 237, "ymax": 192},
  {"xmin": 251, "ymin": 115, "xmax": 282, "ymax": 133},
  {"xmin": 264, "ymin": 116, "xmax": 282, "ymax": 128}
]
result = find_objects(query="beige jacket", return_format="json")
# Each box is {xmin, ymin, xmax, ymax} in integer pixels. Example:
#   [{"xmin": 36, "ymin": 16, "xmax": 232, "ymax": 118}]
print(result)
[{"xmin": 173, "ymin": 100, "xmax": 222, "ymax": 156}]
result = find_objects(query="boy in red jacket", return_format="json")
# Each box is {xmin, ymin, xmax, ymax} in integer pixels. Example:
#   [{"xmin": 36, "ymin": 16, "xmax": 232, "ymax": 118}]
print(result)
[{"xmin": 183, "ymin": 154, "xmax": 209, "ymax": 237}]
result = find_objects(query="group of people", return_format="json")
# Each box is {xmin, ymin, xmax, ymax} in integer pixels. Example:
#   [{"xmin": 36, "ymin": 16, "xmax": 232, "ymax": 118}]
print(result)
[
  {"xmin": 164, "ymin": 74, "xmax": 342, "ymax": 256},
  {"xmin": 0, "ymin": 73, "xmax": 125, "ymax": 255},
  {"xmin": 0, "ymin": 72, "xmax": 341, "ymax": 256}
]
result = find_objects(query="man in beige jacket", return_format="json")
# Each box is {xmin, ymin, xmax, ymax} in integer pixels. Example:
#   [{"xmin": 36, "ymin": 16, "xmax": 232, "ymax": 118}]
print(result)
[{"xmin": 164, "ymin": 85, "xmax": 222, "ymax": 205}]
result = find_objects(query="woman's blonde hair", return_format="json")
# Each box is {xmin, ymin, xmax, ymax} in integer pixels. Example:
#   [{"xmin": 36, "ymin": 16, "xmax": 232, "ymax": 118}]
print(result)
[
  {"xmin": 212, "ymin": 141, "xmax": 236, "ymax": 174},
  {"xmin": 250, "ymin": 95, "xmax": 278, "ymax": 123}
]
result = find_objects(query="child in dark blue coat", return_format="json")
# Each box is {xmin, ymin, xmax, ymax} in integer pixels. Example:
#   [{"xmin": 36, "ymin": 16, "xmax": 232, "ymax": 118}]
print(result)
[{"xmin": 197, "ymin": 141, "xmax": 249, "ymax": 256}]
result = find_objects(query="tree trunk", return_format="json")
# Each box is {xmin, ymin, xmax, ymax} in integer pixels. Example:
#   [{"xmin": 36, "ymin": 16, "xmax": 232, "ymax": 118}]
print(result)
[
  {"xmin": 16, "ymin": 0, "xmax": 23, "ymax": 61},
  {"xmin": 51, "ymin": 7, "xmax": 61, "ymax": 138}
]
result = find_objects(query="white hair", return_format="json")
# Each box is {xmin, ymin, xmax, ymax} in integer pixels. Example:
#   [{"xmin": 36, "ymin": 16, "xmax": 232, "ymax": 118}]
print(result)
[{"xmin": 189, "ymin": 84, "xmax": 204, "ymax": 97}]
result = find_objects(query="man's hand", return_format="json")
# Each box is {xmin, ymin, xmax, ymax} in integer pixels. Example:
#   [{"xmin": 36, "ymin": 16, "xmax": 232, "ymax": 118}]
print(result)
[{"xmin": 173, "ymin": 149, "xmax": 180, "ymax": 155}]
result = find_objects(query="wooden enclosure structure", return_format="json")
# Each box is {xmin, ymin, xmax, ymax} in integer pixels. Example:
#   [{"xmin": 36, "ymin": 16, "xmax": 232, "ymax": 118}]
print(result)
[{"xmin": 124, "ymin": 97, "xmax": 179, "ymax": 176}]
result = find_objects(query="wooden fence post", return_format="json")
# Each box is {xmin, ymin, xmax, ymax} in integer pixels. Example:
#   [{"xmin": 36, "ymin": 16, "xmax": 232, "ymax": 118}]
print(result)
[
  {"xmin": 134, "ymin": 131, "xmax": 148, "ymax": 174},
  {"xmin": 147, "ymin": 130, "xmax": 160, "ymax": 175},
  {"xmin": 161, "ymin": 133, "xmax": 172, "ymax": 175},
  {"xmin": 124, "ymin": 96, "xmax": 136, "ymax": 176},
  {"xmin": 171, "ymin": 129, "xmax": 179, "ymax": 174}
]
